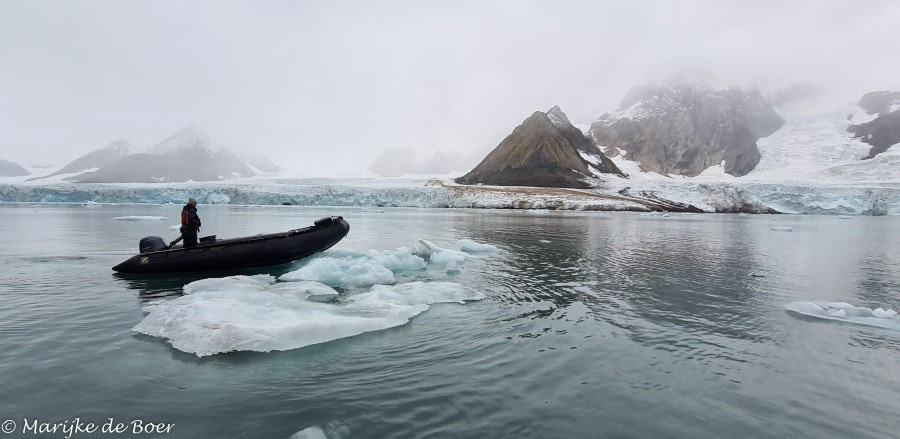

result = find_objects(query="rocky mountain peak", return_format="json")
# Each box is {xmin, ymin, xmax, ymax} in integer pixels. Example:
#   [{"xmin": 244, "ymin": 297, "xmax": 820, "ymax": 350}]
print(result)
[
  {"xmin": 456, "ymin": 106, "xmax": 624, "ymax": 188},
  {"xmin": 857, "ymin": 91, "xmax": 900, "ymax": 115},
  {"xmin": 589, "ymin": 82, "xmax": 783, "ymax": 177},
  {"xmin": 849, "ymin": 90, "xmax": 900, "ymax": 159},
  {"xmin": 547, "ymin": 105, "xmax": 571, "ymax": 128}
]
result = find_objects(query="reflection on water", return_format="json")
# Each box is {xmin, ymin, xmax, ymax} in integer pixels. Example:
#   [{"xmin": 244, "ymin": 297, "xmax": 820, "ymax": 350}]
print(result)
[{"xmin": 1, "ymin": 205, "xmax": 899, "ymax": 439}]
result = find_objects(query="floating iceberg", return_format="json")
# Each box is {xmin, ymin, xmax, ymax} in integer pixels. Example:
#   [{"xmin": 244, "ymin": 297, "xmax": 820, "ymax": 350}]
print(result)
[
  {"xmin": 279, "ymin": 248, "xmax": 426, "ymax": 287},
  {"xmin": 784, "ymin": 301, "xmax": 900, "ymax": 331},
  {"xmin": 771, "ymin": 226, "xmax": 794, "ymax": 232},
  {"xmin": 457, "ymin": 239, "xmax": 499, "ymax": 253},
  {"xmin": 133, "ymin": 274, "xmax": 484, "ymax": 356},
  {"xmin": 416, "ymin": 239, "xmax": 468, "ymax": 271}
]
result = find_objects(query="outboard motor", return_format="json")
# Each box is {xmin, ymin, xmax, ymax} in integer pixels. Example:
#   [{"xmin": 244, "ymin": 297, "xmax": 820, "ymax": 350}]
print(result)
[{"xmin": 139, "ymin": 236, "xmax": 167, "ymax": 253}]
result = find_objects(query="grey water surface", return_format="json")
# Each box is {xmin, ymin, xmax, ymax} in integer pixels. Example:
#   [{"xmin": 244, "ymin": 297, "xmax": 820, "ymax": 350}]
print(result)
[{"xmin": 1, "ymin": 204, "xmax": 899, "ymax": 439}]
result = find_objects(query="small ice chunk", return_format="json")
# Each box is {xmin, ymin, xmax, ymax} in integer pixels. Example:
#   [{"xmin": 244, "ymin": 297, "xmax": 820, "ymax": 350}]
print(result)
[
  {"xmin": 289, "ymin": 426, "xmax": 326, "ymax": 439},
  {"xmin": 771, "ymin": 226, "xmax": 793, "ymax": 232},
  {"xmin": 281, "ymin": 257, "xmax": 395, "ymax": 286},
  {"xmin": 785, "ymin": 301, "xmax": 900, "ymax": 332},
  {"xmin": 289, "ymin": 421, "xmax": 350, "ymax": 439},
  {"xmin": 828, "ymin": 309, "xmax": 847, "ymax": 317},
  {"xmin": 280, "ymin": 248, "xmax": 427, "ymax": 287},
  {"xmin": 539, "ymin": 240, "xmax": 551, "ymax": 244},
  {"xmin": 828, "ymin": 302, "xmax": 855, "ymax": 310},
  {"xmin": 417, "ymin": 239, "xmax": 468, "ymax": 271},
  {"xmin": 169, "ymin": 224, "xmax": 181, "ymax": 230},
  {"xmin": 458, "ymin": 239, "xmax": 499, "ymax": 253},
  {"xmin": 873, "ymin": 308, "xmax": 897, "ymax": 318}
]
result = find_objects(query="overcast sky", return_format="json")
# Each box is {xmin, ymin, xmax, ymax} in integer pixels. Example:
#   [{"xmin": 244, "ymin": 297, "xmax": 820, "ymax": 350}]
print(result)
[{"xmin": 1, "ymin": 0, "xmax": 898, "ymax": 175}]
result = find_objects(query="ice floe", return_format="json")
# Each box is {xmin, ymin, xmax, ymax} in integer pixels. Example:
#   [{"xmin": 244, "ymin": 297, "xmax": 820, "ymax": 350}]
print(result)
[
  {"xmin": 288, "ymin": 421, "xmax": 350, "ymax": 439},
  {"xmin": 133, "ymin": 274, "xmax": 484, "ymax": 356},
  {"xmin": 279, "ymin": 248, "xmax": 426, "ymax": 286},
  {"xmin": 457, "ymin": 239, "xmax": 499, "ymax": 253},
  {"xmin": 784, "ymin": 301, "xmax": 900, "ymax": 331},
  {"xmin": 112, "ymin": 216, "xmax": 168, "ymax": 221}
]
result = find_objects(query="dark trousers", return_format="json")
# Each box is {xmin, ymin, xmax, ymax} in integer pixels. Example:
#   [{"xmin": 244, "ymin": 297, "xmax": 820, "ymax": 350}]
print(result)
[{"xmin": 182, "ymin": 228, "xmax": 198, "ymax": 248}]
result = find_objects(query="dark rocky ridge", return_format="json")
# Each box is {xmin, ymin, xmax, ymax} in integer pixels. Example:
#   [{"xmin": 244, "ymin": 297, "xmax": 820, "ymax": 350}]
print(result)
[
  {"xmin": 848, "ymin": 91, "xmax": 900, "ymax": 159},
  {"xmin": 456, "ymin": 106, "xmax": 624, "ymax": 188},
  {"xmin": 0, "ymin": 159, "xmax": 30, "ymax": 177},
  {"xmin": 589, "ymin": 83, "xmax": 784, "ymax": 177}
]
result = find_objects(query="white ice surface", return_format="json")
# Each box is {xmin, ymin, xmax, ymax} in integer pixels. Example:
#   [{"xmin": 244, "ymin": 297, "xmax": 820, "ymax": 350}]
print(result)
[
  {"xmin": 785, "ymin": 301, "xmax": 900, "ymax": 331},
  {"xmin": 289, "ymin": 426, "xmax": 326, "ymax": 439},
  {"xmin": 458, "ymin": 239, "xmax": 499, "ymax": 253},
  {"xmin": 112, "ymin": 216, "xmax": 168, "ymax": 221},
  {"xmin": 133, "ymin": 274, "xmax": 484, "ymax": 356},
  {"xmin": 416, "ymin": 239, "xmax": 469, "ymax": 271},
  {"xmin": 279, "ymin": 248, "xmax": 426, "ymax": 286}
]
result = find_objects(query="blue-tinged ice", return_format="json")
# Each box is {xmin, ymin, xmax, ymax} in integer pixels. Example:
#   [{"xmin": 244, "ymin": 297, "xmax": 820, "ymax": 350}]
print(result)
[
  {"xmin": 417, "ymin": 239, "xmax": 468, "ymax": 271},
  {"xmin": 3, "ymin": 177, "xmax": 900, "ymax": 215},
  {"xmin": 279, "ymin": 248, "xmax": 426, "ymax": 286},
  {"xmin": 458, "ymin": 239, "xmax": 499, "ymax": 253},
  {"xmin": 132, "ymin": 275, "xmax": 484, "ymax": 356},
  {"xmin": 288, "ymin": 421, "xmax": 350, "ymax": 439},
  {"xmin": 785, "ymin": 301, "xmax": 900, "ymax": 331}
]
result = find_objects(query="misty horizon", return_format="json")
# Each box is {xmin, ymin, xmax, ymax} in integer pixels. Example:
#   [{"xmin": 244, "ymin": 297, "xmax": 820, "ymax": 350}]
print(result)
[{"xmin": 2, "ymin": 0, "xmax": 899, "ymax": 174}]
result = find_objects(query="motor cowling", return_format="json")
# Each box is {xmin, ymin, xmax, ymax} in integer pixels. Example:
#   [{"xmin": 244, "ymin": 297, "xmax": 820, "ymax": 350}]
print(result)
[{"xmin": 139, "ymin": 236, "xmax": 167, "ymax": 253}]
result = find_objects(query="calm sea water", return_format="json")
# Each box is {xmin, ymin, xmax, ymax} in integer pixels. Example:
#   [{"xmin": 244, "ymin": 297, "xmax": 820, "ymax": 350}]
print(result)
[{"xmin": 1, "ymin": 204, "xmax": 899, "ymax": 439}]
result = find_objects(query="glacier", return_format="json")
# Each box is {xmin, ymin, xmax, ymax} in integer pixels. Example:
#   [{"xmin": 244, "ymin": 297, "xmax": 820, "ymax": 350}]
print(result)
[
  {"xmin": 1, "ymin": 176, "xmax": 898, "ymax": 215},
  {"xmin": 3, "ymin": 105, "xmax": 900, "ymax": 215}
]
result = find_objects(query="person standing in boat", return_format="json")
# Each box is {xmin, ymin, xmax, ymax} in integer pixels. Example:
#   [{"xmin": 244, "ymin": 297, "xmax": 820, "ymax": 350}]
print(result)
[{"xmin": 180, "ymin": 197, "xmax": 202, "ymax": 248}]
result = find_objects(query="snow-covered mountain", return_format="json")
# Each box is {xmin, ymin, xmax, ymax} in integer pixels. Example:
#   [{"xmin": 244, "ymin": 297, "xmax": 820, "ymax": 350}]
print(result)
[
  {"xmin": 588, "ymin": 82, "xmax": 784, "ymax": 177},
  {"xmin": 456, "ymin": 106, "xmax": 624, "ymax": 188},
  {"xmin": 0, "ymin": 159, "xmax": 30, "ymax": 177},
  {"xmin": 47, "ymin": 125, "xmax": 256, "ymax": 183},
  {"xmin": 239, "ymin": 151, "xmax": 282, "ymax": 174},
  {"xmin": 29, "ymin": 140, "xmax": 131, "ymax": 181},
  {"xmin": 4, "ymin": 84, "xmax": 900, "ymax": 215}
]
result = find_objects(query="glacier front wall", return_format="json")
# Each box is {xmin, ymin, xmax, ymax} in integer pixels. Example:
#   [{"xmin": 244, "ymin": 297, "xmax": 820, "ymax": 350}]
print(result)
[{"xmin": 1, "ymin": 179, "xmax": 899, "ymax": 215}]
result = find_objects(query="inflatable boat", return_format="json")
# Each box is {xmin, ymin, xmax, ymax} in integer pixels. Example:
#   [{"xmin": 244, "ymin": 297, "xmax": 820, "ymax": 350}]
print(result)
[{"xmin": 112, "ymin": 216, "xmax": 349, "ymax": 274}]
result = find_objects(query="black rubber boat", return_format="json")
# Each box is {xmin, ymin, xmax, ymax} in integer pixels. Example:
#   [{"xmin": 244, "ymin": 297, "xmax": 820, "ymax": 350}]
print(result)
[{"xmin": 112, "ymin": 216, "xmax": 349, "ymax": 274}]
